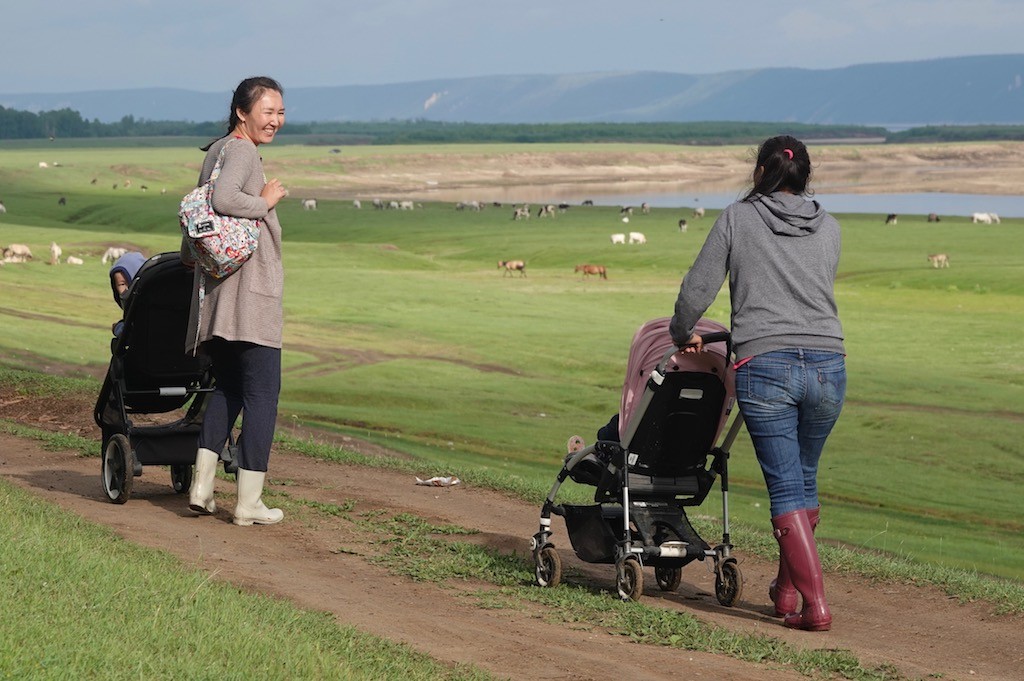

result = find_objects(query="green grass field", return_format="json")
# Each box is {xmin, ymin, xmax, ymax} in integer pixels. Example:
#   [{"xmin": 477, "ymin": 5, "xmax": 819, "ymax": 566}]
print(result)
[{"xmin": 2, "ymin": 143, "xmax": 1022, "ymax": 590}]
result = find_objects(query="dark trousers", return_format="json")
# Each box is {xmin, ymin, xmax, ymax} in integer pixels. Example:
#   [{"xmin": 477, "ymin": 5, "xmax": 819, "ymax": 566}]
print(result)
[{"xmin": 198, "ymin": 338, "xmax": 281, "ymax": 472}]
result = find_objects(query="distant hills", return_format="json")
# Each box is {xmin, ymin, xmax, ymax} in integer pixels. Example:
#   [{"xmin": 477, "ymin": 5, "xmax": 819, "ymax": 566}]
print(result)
[{"xmin": 2, "ymin": 54, "xmax": 1022, "ymax": 129}]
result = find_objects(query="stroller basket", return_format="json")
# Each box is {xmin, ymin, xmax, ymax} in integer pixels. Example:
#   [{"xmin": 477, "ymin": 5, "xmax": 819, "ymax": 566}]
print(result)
[{"xmin": 563, "ymin": 505, "xmax": 620, "ymax": 563}]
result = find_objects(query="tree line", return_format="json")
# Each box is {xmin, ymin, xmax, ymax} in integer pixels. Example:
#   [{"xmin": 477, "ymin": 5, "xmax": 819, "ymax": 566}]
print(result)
[{"xmin": 1, "ymin": 105, "xmax": 1022, "ymax": 145}]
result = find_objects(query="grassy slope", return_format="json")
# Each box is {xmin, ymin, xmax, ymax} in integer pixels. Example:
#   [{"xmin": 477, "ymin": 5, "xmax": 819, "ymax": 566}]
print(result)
[{"xmin": 1, "ymin": 144, "xmax": 1022, "ymax": 584}]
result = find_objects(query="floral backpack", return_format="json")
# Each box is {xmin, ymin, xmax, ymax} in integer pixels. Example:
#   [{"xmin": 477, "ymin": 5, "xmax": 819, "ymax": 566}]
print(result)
[{"xmin": 179, "ymin": 140, "xmax": 261, "ymax": 279}]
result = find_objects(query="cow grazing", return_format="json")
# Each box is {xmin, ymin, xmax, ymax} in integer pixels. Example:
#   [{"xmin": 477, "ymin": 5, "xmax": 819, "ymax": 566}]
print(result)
[
  {"xmin": 557, "ymin": 203, "xmax": 570, "ymax": 212},
  {"xmin": 885, "ymin": 213, "xmax": 898, "ymax": 225},
  {"xmin": 620, "ymin": 206, "xmax": 633, "ymax": 216},
  {"xmin": 388, "ymin": 200, "xmax": 400, "ymax": 210},
  {"xmin": 629, "ymin": 231, "xmax": 647, "ymax": 245},
  {"xmin": 610, "ymin": 233, "xmax": 626, "ymax": 244},
  {"xmin": 971, "ymin": 212, "xmax": 993, "ymax": 224},
  {"xmin": 498, "ymin": 260, "xmax": 526, "ymax": 277},
  {"xmin": 927, "ymin": 213, "xmax": 940, "ymax": 223},
  {"xmin": 537, "ymin": 204, "xmax": 555, "ymax": 218},
  {"xmin": 302, "ymin": 198, "xmax": 318, "ymax": 210},
  {"xmin": 66, "ymin": 255, "xmax": 84, "ymax": 265},
  {"xmin": 989, "ymin": 213, "xmax": 1001, "ymax": 224},
  {"xmin": 352, "ymin": 199, "xmax": 362, "ymax": 209},
  {"xmin": 678, "ymin": 219, "xmax": 688, "ymax": 233},
  {"xmin": 399, "ymin": 200, "xmax": 414, "ymax": 210},
  {"xmin": 575, "ymin": 264, "xmax": 607, "ymax": 280},
  {"xmin": 372, "ymin": 198, "xmax": 385, "ymax": 210},
  {"xmin": 49, "ymin": 241, "xmax": 62, "ymax": 265},
  {"xmin": 640, "ymin": 202, "xmax": 650, "ymax": 215},
  {"xmin": 693, "ymin": 206, "xmax": 705, "ymax": 219},
  {"xmin": 101, "ymin": 246, "xmax": 128, "ymax": 264},
  {"xmin": 57, "ymin": 196, "xmax": 66, "ymax": 206},
  {"xmin": 581, "ymin": 199, "xmax": 594, "ymax": 206},
  {"xmin": 512, "ymin": 206, "xmax": 530, "ymax": 220},
  {"xmin": 3, "ymin": 244, "xmax": 33, "ymax": 261},
  {"xmin": 928, "ymin": 253, "xmax": 950, "ymax": 268}
]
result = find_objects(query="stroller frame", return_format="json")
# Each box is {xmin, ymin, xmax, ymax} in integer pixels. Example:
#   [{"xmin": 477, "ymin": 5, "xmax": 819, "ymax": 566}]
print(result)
[
  {"xmin": 531, "ymin": 328, "xmax": 745, "ymax": 605},
  {"xmin": 93, "ymin": 252, "xmax": 235, "ymax": 504}
]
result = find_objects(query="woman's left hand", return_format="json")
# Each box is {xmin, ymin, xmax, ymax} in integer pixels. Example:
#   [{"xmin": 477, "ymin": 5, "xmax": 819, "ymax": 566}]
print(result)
[
  {"xmin": 261, "ymin": 178, "xmax": 288, "ymax": 210},
  {"xmin": 681, "ymin": 333, "xmax": 704, "ymax": 353}
]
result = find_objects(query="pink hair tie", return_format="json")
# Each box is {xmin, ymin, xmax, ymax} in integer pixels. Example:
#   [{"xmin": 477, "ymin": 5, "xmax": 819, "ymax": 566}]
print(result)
[{"xmin": 783, "ymin": 148, "xmax": 794, "ymax": 159}]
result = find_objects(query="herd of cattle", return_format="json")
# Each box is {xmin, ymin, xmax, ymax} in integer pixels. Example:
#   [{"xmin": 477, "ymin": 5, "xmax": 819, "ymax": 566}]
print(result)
[{"xmin": 0, "ymin": 194, "xmax": 1006, "ymax": 275}]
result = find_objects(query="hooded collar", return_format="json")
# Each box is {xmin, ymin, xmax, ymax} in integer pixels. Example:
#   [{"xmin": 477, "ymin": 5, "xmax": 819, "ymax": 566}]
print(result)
[{"xmin": 750, "ymin": 191, "xmax": 827, "ymax": 236}]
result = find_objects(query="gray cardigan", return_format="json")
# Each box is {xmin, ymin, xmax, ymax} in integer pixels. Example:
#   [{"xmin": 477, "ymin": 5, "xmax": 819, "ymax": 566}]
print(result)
[
  {"xmin": 181, "ymin": 136, "xmax": 284, "ymax": 351},
  {"xmin": 670, "ymin": 192, "xmax": 845, "ymax": 360}
]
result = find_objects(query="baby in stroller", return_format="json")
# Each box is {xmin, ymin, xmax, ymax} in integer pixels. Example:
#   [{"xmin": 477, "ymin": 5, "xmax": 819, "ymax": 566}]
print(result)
[
  {"xmin": 532, "ymin": 317, "xmax": 744, "ymax": 605},
  {"xmin": 108, "ymin": 251, "xmax": 146, "ymax": 338}
]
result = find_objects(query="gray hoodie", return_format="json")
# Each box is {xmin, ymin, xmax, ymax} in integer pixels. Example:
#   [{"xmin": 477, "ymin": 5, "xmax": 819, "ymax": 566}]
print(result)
[{"xmin": 670, "ymin": 191, "xmax": 845, "ymax": 359}]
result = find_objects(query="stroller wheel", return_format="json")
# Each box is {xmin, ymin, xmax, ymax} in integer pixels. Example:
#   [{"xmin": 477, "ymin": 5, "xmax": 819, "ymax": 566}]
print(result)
[
  {"xmin": 535, "ymin": 546, "xmax": 562, "ymax": 588},
  {"xmin": 655, "ymin": 566, "xmax": 682, "ymax": 592},
  {"xmin": 170, "ymin": 464, "xmax": 193, "ymax": 494},
  {"xmin": 101, "ymin": 434, "xmax": 134, "ymax": 504},
  {"xmin": 617, "ymin": 558, "xmax": 644, "ymax": 601},
  {"xmin": 715, "ymin": 558, "xmax": 743, "ymax": 607}
]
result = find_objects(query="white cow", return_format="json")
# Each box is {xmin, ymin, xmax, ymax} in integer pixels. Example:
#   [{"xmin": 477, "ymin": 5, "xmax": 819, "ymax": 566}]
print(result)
[
  {"xmin": 352, "ymin": 199, "xmax": 362, "ymax": 209},
  {"xmin": 610, "ymin": 233, "xmax": 626, "ymax": 244},
  {"xmin": 399, "ymin": 200, "xmax": 415, "ymax": 210},
  {"xmin": 629, "ymin": 231, "xmax": 647, "ymax": 245},
  {"xmin": 971, "ymin": 212, "xmax": 993, "ymax": 224},
  {"xmin": 988, "ymin": 213, "xmax": 1001, "ymax": 224},
  {"xmin": 3, "ymin": 244, "xmax": 33, "ymax": 260},
  {"xmin": 49, "ymin": 241, "xmax": 62, "ymax": 265},
  {"xmin": 693, "ymin": 206, "xmax": 706, "ymax": 219},
  {"xmin": 102, "ymin": 247, "xmax": 128, "ymax": 264},
  {"xmin": 302, "ymin": 198, "xmax": 318, "ymax": 210},
  {"xmin": 0, "ymin": 201, "xmax": 6, "ymax": 214},
  {"xmin": 66, "ymin": 255, "xmax": 84, "ymax": 265}
]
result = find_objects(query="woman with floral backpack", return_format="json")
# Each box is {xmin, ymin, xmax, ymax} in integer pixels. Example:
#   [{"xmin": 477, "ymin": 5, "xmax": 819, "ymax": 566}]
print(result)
[{"xmin": 181, "ymin": 76, "xmax": 289, "ymax": 527}]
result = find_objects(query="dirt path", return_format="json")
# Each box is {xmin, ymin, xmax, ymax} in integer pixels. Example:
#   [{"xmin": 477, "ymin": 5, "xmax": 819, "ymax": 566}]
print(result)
[{"xmin": 1, "ymin": 413, "xmax": 1021, "ymax": 679}]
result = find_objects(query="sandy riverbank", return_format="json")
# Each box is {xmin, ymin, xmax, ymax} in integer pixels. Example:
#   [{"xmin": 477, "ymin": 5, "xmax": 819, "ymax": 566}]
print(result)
[{"xmin": 291, "ymin": 141, "xmax": 1024, "ymax": 201}]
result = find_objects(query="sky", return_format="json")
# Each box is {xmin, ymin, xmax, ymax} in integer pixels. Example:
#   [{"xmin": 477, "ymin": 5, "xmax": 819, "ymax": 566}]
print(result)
[{"xmin": 3, "ymin": 0, "xmax": 1023, "ymax": 95}]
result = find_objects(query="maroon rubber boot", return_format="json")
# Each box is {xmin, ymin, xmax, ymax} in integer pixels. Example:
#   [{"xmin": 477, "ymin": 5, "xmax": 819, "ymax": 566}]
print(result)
[
  {"xmin": 772, "ymin": 509, "xmax": 831, "ymax": 631},
  {"xmin": 769, "ymin": 506, "xmax": 820, "ymax": 617}
]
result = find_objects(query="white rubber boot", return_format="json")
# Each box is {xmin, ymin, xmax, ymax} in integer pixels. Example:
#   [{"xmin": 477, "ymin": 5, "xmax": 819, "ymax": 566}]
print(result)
[
  {"xmin": 188, "ymin": 447, "xmax": 219, "ymax": 514},
  {"xmin": 233, "ymin": 469, "xmax": 284, "ymax": 526}
]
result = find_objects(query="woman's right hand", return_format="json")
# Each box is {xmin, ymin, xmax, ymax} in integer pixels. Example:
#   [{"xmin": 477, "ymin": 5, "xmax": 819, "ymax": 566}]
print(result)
[{"xmin": 261, "ymin": 178, "xmax": 288, "ymax": 210}]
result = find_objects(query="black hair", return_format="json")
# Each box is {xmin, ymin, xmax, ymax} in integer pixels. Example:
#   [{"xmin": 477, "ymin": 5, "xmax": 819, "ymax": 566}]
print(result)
[
  {"xmin": 200, "ymin": 76, "xmax": 284, "ymax": 151},
  {"xmin": 743, "ymin": 135, "xmax": 812, "ymax": 201}
]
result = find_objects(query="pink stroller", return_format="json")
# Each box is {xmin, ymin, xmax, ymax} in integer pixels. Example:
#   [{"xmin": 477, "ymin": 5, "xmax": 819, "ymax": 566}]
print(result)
[{"xmin": 531, "ymin": 317, "xmax": 744, "ymax": 604}]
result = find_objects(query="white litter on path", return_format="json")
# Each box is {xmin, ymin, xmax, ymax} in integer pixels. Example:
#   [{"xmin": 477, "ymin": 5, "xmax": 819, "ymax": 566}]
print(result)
[{"xmin": 415, "ymin": 476, "xmax": 461, "ymax": 487}]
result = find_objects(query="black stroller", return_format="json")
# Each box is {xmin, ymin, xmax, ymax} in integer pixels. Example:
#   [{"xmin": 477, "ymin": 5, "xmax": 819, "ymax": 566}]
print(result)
[
  {"xmin": 531, "ymin": 317, "xmax": 745, "ymax": 605},
  {"xmin": 93, "ymin": 252, "xmax": 234, "ymax": 504}
]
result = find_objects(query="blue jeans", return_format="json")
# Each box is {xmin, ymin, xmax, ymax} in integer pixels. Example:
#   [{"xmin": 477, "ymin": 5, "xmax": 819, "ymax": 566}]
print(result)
[{"xmin": 735, "ymin": 349, "xmax": 846, "ymax": 517}]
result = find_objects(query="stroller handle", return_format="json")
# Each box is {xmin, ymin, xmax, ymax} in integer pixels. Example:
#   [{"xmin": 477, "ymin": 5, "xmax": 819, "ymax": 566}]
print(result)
[{"xmin": 692, "ymin": 331, "xmax": 731, "ymax": 347}]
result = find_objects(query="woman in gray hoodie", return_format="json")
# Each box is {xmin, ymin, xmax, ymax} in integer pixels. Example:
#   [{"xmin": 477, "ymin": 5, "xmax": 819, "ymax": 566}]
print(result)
[{"xmin": 670, "ymin": 135, "xmax": 845, "ymax": 631}]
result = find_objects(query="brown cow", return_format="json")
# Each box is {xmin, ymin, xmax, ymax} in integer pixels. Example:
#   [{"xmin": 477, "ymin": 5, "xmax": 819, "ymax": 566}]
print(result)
[{"xmin": 574, "ymin": 264, "xmax": 607, "ymax": 280}]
